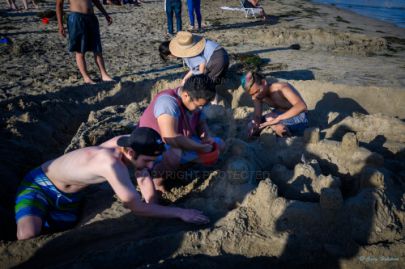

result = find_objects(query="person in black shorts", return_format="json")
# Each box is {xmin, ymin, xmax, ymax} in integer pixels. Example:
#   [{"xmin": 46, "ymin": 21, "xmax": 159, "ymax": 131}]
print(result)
[{"xmin": 56, "ymin": 0, "xmax": 114, "ymax": 84}]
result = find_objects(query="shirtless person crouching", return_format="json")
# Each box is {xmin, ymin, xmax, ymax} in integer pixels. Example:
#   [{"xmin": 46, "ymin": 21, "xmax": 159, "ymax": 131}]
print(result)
[
  {"xmin": 241, "ymin": 71, "xmax": 308, "ymax": 137},
  {"xmin": 56, "ymin": 0, "xmax": 113, "ymax": 84},
  {"xmin": 15, "ymin": 127, "xmax": 209, "ymax": 240}
]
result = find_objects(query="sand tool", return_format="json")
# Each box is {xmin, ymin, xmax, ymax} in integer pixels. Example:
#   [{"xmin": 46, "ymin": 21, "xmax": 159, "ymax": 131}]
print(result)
[{"xmin": 198, "ymin": 142, "xmax": 219, "ymax": 166}]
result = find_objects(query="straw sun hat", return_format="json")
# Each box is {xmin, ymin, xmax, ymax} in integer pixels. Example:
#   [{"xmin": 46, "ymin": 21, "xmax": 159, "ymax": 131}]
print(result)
[{"xmin": 169, "ymin": 31, "xmax": 206, "ymax": 58}]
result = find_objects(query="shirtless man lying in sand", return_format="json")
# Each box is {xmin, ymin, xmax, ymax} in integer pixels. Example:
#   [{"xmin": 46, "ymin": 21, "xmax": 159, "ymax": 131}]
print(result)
[
  {"xmin": 15, "ymin": 127, "xmax": 209, "ymax": 240},
  {"xmin": 241, "ymin": 71, "xmax": 308, "ymax": 137},
  {"xmin": 56, "ymin": 0, "xmax": 114, "ymax": 84}
]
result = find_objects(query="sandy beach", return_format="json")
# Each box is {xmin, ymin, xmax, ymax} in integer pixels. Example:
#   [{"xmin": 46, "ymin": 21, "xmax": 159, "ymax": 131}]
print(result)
[{"xmin": 1, "ymin": 0, "xmax": 405, "ymax": 268}]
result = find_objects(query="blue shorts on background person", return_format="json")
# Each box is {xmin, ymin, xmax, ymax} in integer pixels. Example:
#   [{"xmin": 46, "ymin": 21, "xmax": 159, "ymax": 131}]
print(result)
[
  {"xmin": 165, "ymin": 0, "xmax": 182, "ymax": 35},
  {"xmin": 67, "ymin": 12, "xmax": 102, "ymax": 53},
  {"xmin": 187, "ymin": 0, "xmax": 202, "ymax": 31}
]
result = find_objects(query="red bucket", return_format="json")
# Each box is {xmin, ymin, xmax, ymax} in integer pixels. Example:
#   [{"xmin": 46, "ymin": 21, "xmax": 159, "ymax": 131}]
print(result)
[
  {"xmin": 41, "ymin": 18, "xmax": 49, "ymax": 24},
  {"xmin": 198, "ymin": 142, "xmax": 219, "ymax": 166}
]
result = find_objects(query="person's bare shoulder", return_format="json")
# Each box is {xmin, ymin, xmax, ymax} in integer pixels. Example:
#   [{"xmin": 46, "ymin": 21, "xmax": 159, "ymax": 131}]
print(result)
[
  {"xmin": 270, "ymin": 81, "xmax": 290, "ymax": 91},
  {"xmin": 99, "ymin": 135, "xmax": 124, "ymax": 148},
  {"xmin": 86, "ymin": 147, "xmax": 121, "ymax": 169}
]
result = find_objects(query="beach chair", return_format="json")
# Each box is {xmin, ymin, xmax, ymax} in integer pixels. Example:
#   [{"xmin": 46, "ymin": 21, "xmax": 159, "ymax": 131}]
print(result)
[
  {"xmin": 220, "ymin": 0, "xmax": 262, "ymax": 19},
  {"xmin": 239, "ymin": 0, "xmax": 263, "ymax": 18}
]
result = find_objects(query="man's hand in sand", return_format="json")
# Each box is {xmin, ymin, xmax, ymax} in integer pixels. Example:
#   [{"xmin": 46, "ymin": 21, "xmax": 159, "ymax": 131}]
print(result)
[
  {"xmin": 259, "ymin": 116, "xmax": 291, "ymax": 136},
  {"xmin": 179, "ymin": 209, "xmax": 210, "ymax": 224},
  {"xmin": 105, "ymin": 14, "xmax": 112, "ymax": 25},
  {"xmin": 259, "ymin": 117, "xmax": 280, "ymax": 129}
]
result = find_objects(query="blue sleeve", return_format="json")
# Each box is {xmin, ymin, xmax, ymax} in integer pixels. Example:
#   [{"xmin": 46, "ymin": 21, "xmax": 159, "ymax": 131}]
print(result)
[
  {"xmin": 185, "ymin": 56, "xmax": 206, "ymax": 74},
  {"xmin": 199, "ymin": 110, "xmax": 206, "ymax": 121},
  {"xmin": 153, "ymin": 95, "xmax": 180, "ymax": 118}
]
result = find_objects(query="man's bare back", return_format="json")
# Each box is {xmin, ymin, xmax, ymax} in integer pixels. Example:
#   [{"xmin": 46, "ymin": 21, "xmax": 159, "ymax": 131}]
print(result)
[
  {"xmin": 256, "ymin": 82, "xmax": 296, "ymax": 112},
  {"xmin": 41, "ymin": 136, "xmax": 123, "ymax": 194}
]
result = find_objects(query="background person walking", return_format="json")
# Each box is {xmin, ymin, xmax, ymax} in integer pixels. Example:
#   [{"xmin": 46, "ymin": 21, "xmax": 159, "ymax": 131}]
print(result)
[{"xmin": 187, "ymin": 0, "xmax": 202, "ymax": 32}]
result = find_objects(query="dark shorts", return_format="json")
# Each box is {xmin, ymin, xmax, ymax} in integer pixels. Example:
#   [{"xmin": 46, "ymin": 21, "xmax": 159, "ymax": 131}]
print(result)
[
  {"xmin": 206, "ymin": 48, "xmax": 229, "ymax": 84},
  {"xmin": 67, "ymin": 12, "xmax": 102, "ymax": 54}
]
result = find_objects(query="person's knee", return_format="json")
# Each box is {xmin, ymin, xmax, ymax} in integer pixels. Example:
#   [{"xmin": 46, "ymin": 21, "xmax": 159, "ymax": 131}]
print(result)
[
  {"xmin": 16, "ymin": 216, "xmax": 42, "ymax": 240},
  {"xmin": 17, "ymin": 226, "xmax": 40, "ymax": 240},
  {"xmin": 165, "ymin": 154, "xmax": 181, "ymax": 169},
  {"xmin": 163, "ymin": 150, "xmax": 182, "ymax": 170}
]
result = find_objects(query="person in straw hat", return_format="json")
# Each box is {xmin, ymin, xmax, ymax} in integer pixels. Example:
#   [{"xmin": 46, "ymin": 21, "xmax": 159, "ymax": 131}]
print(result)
[{"xmin": 159, "ymin": 31, "xmax": 229, "ymax": 86}]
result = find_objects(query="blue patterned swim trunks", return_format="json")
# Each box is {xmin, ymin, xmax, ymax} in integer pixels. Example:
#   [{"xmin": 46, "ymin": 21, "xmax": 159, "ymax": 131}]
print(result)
[
  {"xmin": 264, "ymin": 110, "xmax": 309, "ymax": 136},
  {"xmin": 15, "ymin": 167, "xmax": 83, "ymax": 231}
]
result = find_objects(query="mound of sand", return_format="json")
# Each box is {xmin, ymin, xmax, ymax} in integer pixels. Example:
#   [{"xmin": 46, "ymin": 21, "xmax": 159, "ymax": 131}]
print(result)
[{"xmin": 2, "ymin": 76, "xmax": 404, "ymax": 268}]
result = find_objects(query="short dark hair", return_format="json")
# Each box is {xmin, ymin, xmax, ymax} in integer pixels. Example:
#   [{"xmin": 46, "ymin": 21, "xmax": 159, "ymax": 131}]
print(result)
[
  {"xmin": 159, "ymin": 41, "xmax": 171, "ymax": 61},
  {"xmin": 251, "ymin": 71, "xmax": 264, "ymax": 85},
  {"xmin": 183, "ymin": 74, "xmax": 216, "ymax": 101}
]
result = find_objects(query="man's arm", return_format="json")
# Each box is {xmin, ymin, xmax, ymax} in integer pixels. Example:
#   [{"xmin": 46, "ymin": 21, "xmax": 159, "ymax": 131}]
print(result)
[
  {"xmin": 104, "ymin": 157, "xmax": 209, "ymax": 224},
  {"xmin": 199, "ymin": 63, "xmax": 206, "ymax": 74},
  {"xmin": 182, "ymin": 70, "xmax": 193, "ymax": 85},
  {"xmin": 260, "ymin": 85, "xmax": 307, "ymax": 128},
  {"xmin": 56, "ymin": 0, "xmax": 66, "ymax": 37},
  {"xmin": 92, "ymin": 0, "xmax": 112, "ymax": 25},
  {"xmin": 252, "ymin": 98, "xmax": 262, "ymax": 124},
  {"xmin": 276, "ymin": 85, "xmax": 307, "ymax": 121},
  {"xmin": 197, "ymin": 118, "xmax": 212, "ymax": 142},
  {"xmin": 157, "ymin": 114, "xmax": 212, "ymax": 153},
  {"xmin": 136, "ymin": 168, "xmax": 158, "ymax": 204}
]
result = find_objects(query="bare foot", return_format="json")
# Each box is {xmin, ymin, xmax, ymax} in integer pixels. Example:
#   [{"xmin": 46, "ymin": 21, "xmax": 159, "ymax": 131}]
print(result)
[
  {"xmin": 101, "ymin": 75, "xmax": 115, "ymax": 82},
  {"xmin": 84, "ymin": 77, "xmax": 96, "ymax": 84}
]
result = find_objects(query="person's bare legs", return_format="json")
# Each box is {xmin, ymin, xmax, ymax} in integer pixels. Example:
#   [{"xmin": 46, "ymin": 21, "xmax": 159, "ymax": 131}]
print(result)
[
  {"xmin": 7, "ymin": 0, "xmax": 18, "ymax": 10},
  {"xmin": 94, "ymin": 53, "xmax": 113, "ymax": 82},
  {"xmin": 76, "ymin": 52, "xmax": 96, "ymax": 84},
  {"xmin": 22, "ymin": 0, "xmax": 28, "ymax": 9},
  {"xmin": 31, "ymin": 0, "xmax": 38, "ymax": 8},
  {"xmin": 16, "ymin": 215, "xmax": 42, "ymax": 240}
]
